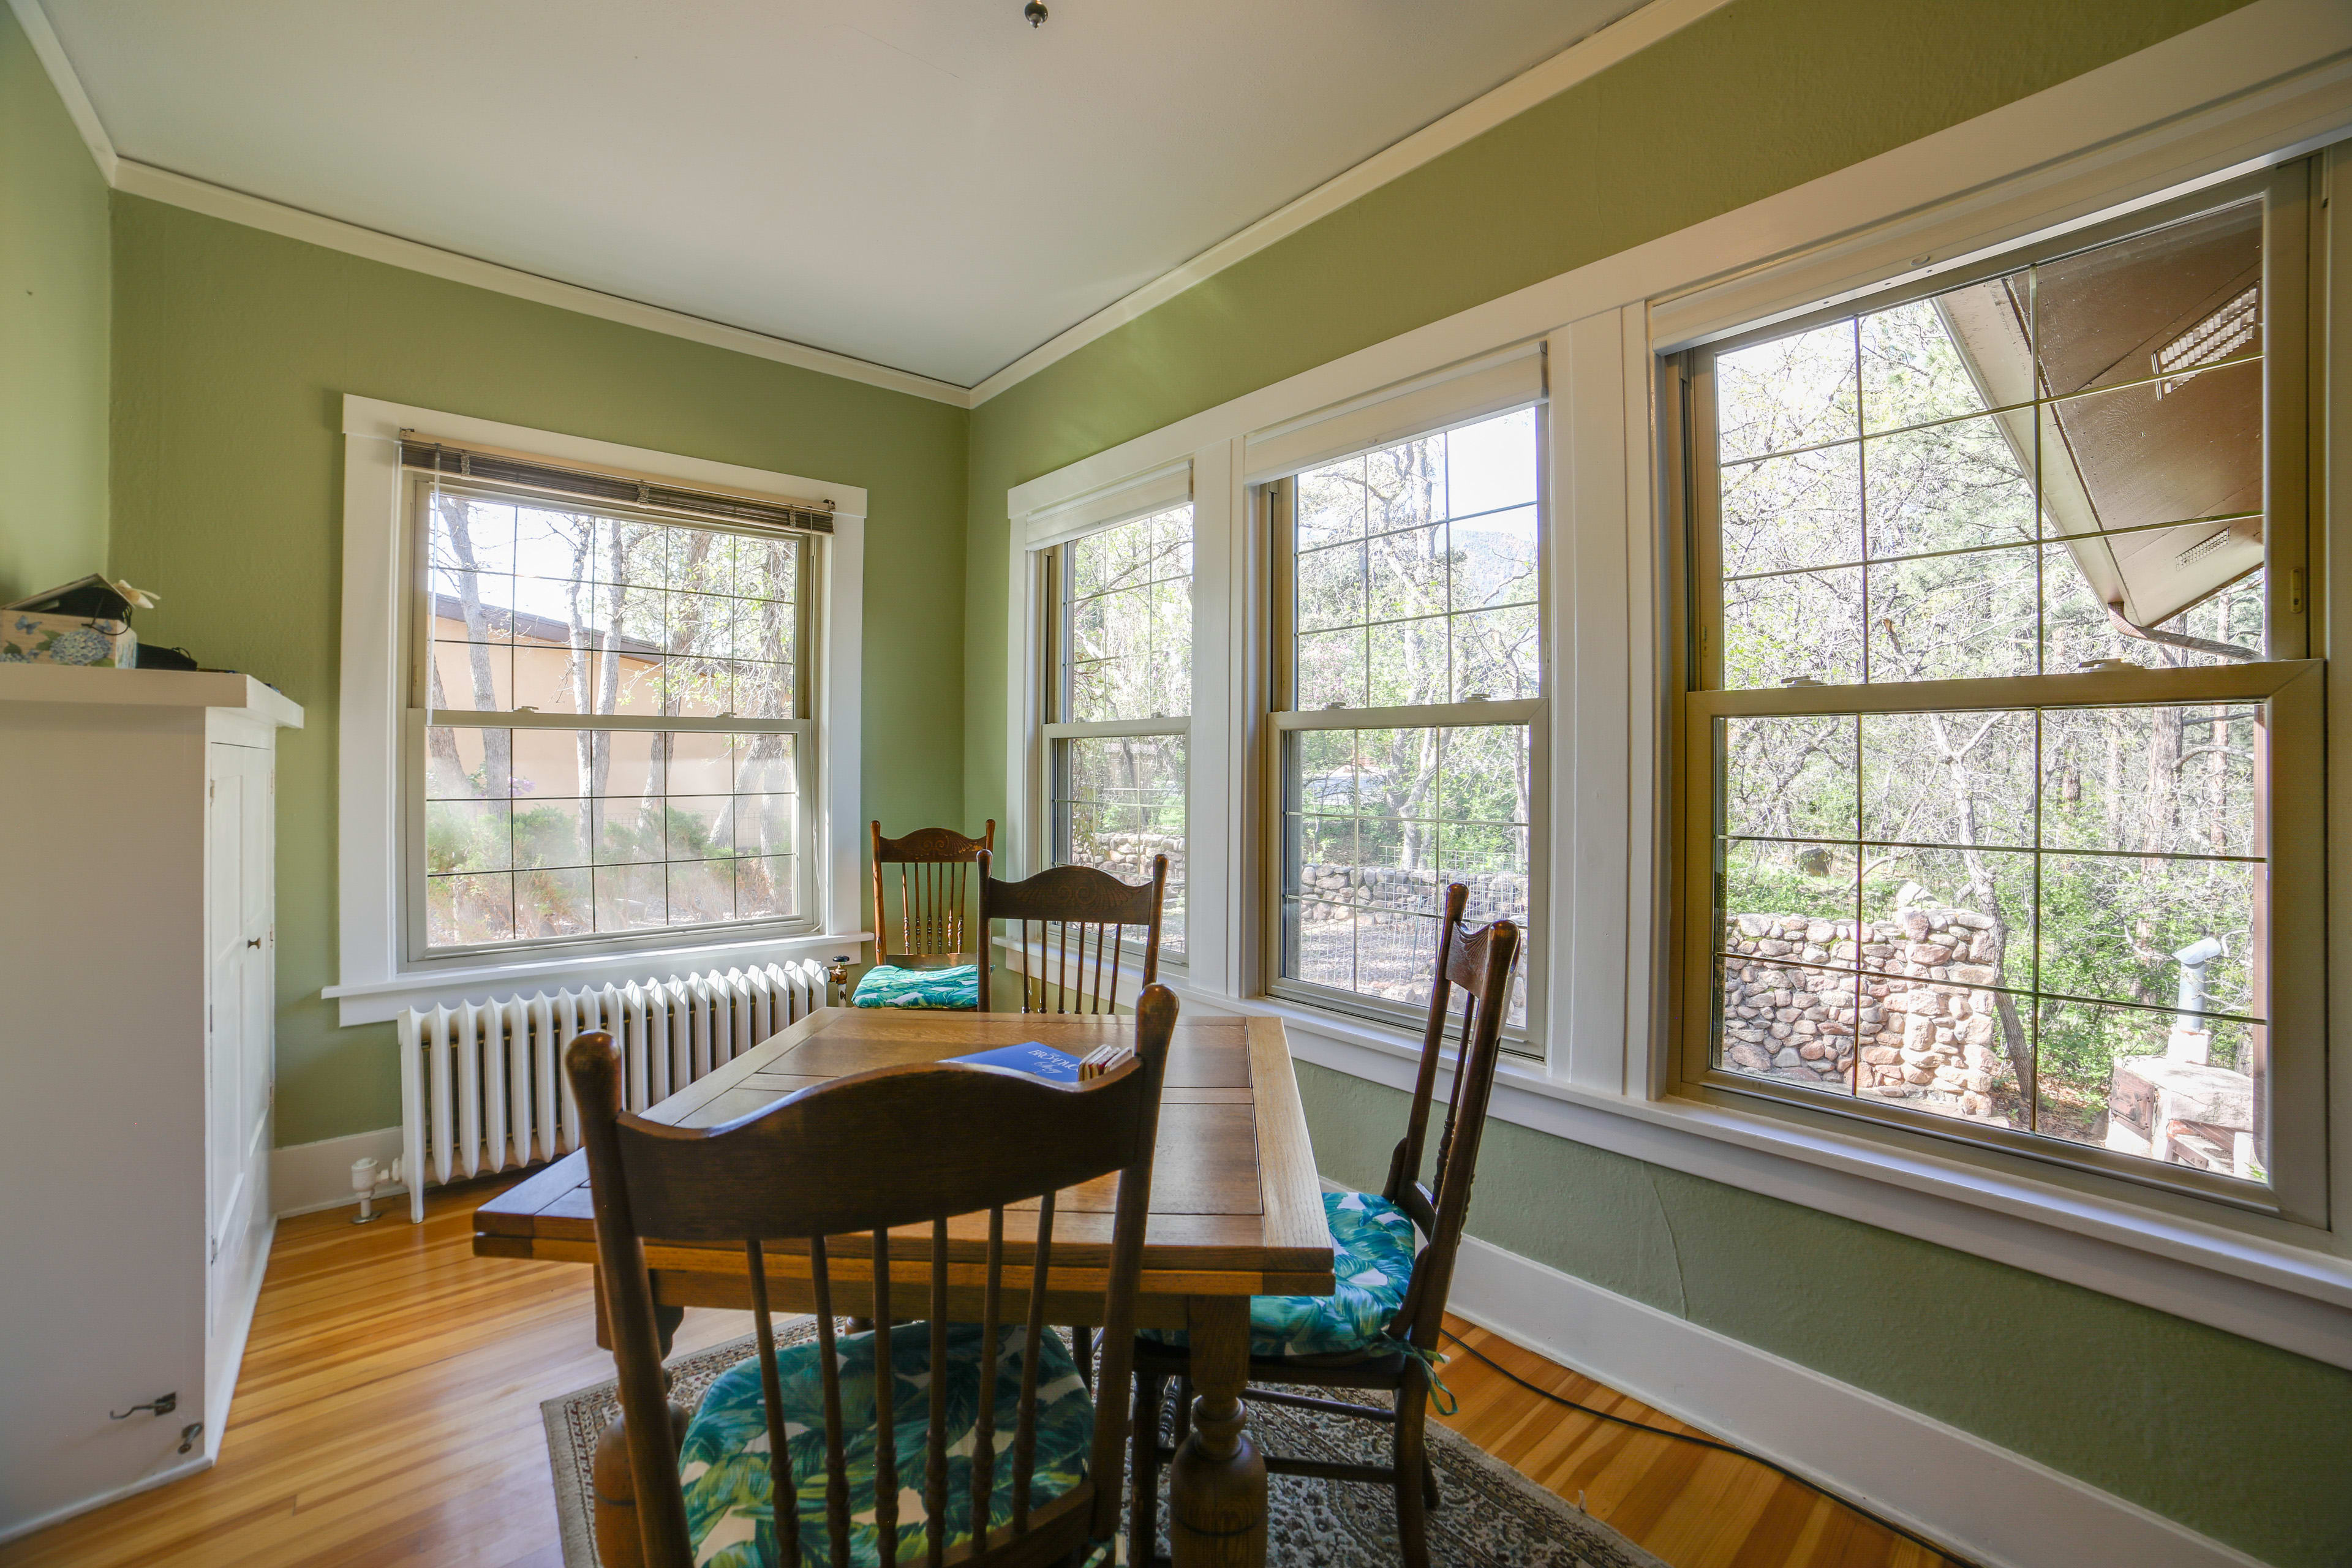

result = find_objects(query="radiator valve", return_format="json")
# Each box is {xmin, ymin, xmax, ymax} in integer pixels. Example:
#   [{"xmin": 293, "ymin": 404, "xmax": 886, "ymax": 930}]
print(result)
[{"xmin": 351, "ymin": 1156, "xmax": 385, "ymax": 1224}]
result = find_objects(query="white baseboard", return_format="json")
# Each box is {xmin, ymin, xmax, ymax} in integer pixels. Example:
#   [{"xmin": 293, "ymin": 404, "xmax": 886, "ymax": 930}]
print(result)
[
  {"xmin": 1443, "ymin": 1231, "xmax": 2271, "ymax": 1568},
  {"xmin": 0, "ymin": 1453, "xmax": 212, "ymax": 1548},
  {"xmin": 257, "ymin": 1150, "xmax": 2264, "ymax": 1564},
  {"xmin": 271, "ymin": 1127, "xmax": 407, "ymax": 1218}
]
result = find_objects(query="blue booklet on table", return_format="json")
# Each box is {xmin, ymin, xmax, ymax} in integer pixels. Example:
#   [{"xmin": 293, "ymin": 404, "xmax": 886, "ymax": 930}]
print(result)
[{"xmin": 944, "ymin": 1042, "xmax": 1083, "ymax": 1082}]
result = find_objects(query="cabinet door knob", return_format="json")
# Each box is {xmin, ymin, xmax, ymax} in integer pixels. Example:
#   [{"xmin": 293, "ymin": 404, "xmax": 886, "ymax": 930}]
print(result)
[{"xmin": 247, "ymin": 938, "xmax": 262, "ymax": 949}]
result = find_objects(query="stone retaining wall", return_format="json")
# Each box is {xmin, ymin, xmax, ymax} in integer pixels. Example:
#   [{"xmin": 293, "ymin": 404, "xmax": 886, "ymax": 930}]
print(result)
[
  {"xmin": 1295, "ymin": 863, "xmax": 1527, "ymax": 921},
  {"xmin": 1719, "ymin": 900, "xmax": 2014, "ymax": 1123},
  {"xmin": 1068, "ymin": 829, "xmax": 1183, "ymax": 884}
]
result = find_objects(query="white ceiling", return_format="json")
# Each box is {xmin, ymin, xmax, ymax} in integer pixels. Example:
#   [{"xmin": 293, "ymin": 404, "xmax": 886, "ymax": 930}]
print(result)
[{"xmin": 43, "ymin": 1, "xmax": 1647, "ymax": 388}]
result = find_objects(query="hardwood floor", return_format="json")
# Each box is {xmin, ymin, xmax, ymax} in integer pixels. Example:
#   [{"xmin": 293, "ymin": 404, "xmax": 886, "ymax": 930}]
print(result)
[
  {"xmin": 1, "ymin": 1177, "xmax": 1962, "ymax": 1568},
  {"xmin": 1431, "ymin": 1327, "xmax": 1960, "ymax": 1567}
]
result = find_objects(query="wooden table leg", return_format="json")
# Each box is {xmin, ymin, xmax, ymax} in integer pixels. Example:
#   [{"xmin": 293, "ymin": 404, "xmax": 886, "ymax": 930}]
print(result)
[
  {"xmin": 594, "ymin": 1268, "xmax": 684, "ymax": 1356},
  {"xmin": 1167, "ymin": 1295, "xmax": 1265, "ymax": 1568}
]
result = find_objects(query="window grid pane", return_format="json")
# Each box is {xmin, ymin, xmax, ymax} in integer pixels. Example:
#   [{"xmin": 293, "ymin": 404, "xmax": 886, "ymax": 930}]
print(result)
[
  {"xmin": 1710, "ymin": 705, "xmax": 2268, "ymax": 1183},
  {"xmin": 1706, "ymin": 197, "xmax": 2280, "ymax": 1188},
  {"xmin": 425, "ymin": 725, "xmax": 800, "ymax": 949},
  {"xmin": 1281, "ymin": 723, "xmax": 1531, "ymax": 1028},
  {"xmin": 1281, "ymin": 406, "xmax": 1539, "ymax": 1023},
  {"xmin": 428, "ymin": 493, "xmax": 802, "ymax": 717},
  {"xmin": 1052, "ymin": 734, "xmax": 1186, "ymax": 957},
  {"xmin": 1054, "ymin": 504, "xmax": 1193, "ymax": 953},
  {"xmin": 1062, "ymin": 505, "xmax": 1193, "ymax": 724},
  {"xmin": 420, "ymin": 484, "xmax": 812, "ymax": 952},
  {"xmin": 1717, "ymin": 197, "xmax": 2267, "ymax": 688},
  {"xmin": 1290, "ymin": 412, "xmax": 1539, "ymax": 710}
]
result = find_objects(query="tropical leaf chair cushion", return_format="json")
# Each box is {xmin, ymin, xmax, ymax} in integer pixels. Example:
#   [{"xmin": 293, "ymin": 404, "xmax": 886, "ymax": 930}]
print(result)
[
  {"xmin": 1144, "ymin": 1190, "xmax": 1418, "ymax": 1360},
  {"xmin": 850, "ymin": 963, "xmax": 981, "ymax": 1010},
  {"xmin": 681, "ymin": 1319, "xmax": 1095, "ymax": 1568}
]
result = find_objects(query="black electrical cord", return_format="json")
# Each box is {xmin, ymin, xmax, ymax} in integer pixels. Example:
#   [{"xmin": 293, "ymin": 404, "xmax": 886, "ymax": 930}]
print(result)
[{"xmin": 1438, "ymin": 1327, "xmax": 1985, "ymax": 1568}]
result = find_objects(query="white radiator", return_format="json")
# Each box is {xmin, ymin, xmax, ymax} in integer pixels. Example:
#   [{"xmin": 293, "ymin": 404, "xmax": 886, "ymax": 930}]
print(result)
[{"xmin": 395, "ymin": 958, "xmax": 832, "ymax": 1221}]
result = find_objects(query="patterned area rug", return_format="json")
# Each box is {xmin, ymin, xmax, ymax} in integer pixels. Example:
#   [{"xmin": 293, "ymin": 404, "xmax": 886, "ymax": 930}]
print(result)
[{"xmin": 543, "ymin": 1322, "xmax": 1667, "ymax": 1567}]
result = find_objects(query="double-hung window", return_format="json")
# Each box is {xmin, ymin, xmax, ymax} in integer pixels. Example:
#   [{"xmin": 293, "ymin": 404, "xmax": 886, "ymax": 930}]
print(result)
[
  {"xmin": 405, "ymin": 442, "xmax": 826, "ymax": 959},
  {"xmin": 1267, "ymin": 405, "xmax": 1544, "ymax": 1037},
  {"xmin": 1675, "ymin": 164, "xmax": 2323, "ymax": 1217},
  {"xmin": 1041, "ymin": 503, "xmax": 1193, "ymax": 956}
]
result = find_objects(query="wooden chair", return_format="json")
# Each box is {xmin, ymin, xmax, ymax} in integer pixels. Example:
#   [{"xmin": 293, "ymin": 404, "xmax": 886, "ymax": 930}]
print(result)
[
  {"xmin": 851, "ymin": 820, "xmax": 995, "ymax": 1009},
  {"xmin": 973, "ymin": 848, "xmax": 1166, "ymax": 1387},
  {"xmin": 1127, "ymin": 884, "xmax": 1518, "ymax": 1568},
  {"xmin": 568, "ymin": 984, "xmax": 1179, "ymax": 1568},
  {"xmin": 974, "ymin": 850, "xmax": 1168, "ymax": 1014}
]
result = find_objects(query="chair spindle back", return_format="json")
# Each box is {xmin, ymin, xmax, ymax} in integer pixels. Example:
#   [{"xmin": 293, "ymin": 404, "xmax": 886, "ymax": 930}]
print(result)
[
  {"xmin": 871, "ymin": 820, "xmax": 995, "ymax": 969},
  {"xmin": 974, "ymin": 851, "xmax": 1167, "ymax": 1014},
  {"xmin": 1379, "ymin": 882, "xmax": 1520, "ymax": 1353},
  {"xmin": 568, "ymin": 984, "xmax": 1177, "ymax": 1568}
]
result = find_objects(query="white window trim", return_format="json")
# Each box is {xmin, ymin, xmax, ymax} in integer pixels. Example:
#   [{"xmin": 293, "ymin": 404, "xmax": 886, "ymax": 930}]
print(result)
[
  {"xmin": 1006, "ymin": 464, "xmax": 1210, "ymax": 965},
  {"xmin": 330, "ymin": 395, "xmax": 867, "ymax": 1025},
  {"xmin": 999, "ymin": 0, "xmax": 2352, "ymax": 1372}
]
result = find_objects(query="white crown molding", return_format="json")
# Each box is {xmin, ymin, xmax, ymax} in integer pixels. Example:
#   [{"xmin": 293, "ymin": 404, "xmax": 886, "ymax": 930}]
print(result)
[
  {"xmin": 965, "ymin": 0, "xmax": 1738, "ymax": 405},
  {"xmin": 9, "ymin": 2, "xmax": 971, "ymax": 406},
  {"xmin": 1001, "ymin": 1, "xmax": 2352, "ymax": 527},
  {"xmin": 110, "ymin": 161, "xmax": 974, "ymax": 406},
  {"xmin": 7, "ymin": 0, "xmax": 113, "ymax": 181},
  {"xmin": 10, "ymin": 0, "xmax": 1738, "ymax": 410},
  {"xmin": 29, "ymin": 0, "xmax": 2315, "ymax": 421}
]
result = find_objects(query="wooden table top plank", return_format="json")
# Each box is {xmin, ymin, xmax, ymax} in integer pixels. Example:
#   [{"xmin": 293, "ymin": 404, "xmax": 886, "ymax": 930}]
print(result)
[
  {"xmin": 673, "ymin": 1084, "xmax": 818, "ymax": 1129},
  {"xmin": 471, "ymin": 1152, "xmax": 597, "ymax": 1233},
  {"xmin": 755, "ymin": 1011, "xmax": 1252, "ymax": 1090},
  {"xmin": 735, "ymin": 1072, "xmax": 1250, "ymax": 1108},
  {"xmin": 1247, "ymin": 1013, "xmax": 1335, "ymax": 1258},
  {"xmin": 474, "ymin": 1006, "xmax": 1329, "ymax": 1289}
]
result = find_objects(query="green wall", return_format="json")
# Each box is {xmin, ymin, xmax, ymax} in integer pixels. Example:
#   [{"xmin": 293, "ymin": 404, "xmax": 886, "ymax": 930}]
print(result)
[
  {"xmin": 15, "ymin": 0, "xmax": 2342, "ymax": 1554},
  {"xmin": 958, "ymin": 1, "xmax": 2352, "ymax": 1562},
  {"xmin": 1301, "ymin": 1063, "xmax": 2352, "ymax": 1566},
  {"xmin": 0, "ymin": 2, "xmax": 108, "ymax": 601},
  {"xmin": 959, "ymin": 0, "xmax": 2259, "ymax": 816},
  {"xmin": 110, "ymin": 195, "xmax": 969, "ymax": 1147}
]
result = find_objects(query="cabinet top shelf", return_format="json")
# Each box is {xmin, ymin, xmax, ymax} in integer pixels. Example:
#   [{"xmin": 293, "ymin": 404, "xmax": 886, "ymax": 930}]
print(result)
[{"xmin": 0, "ymin": 665, "xmax": 304, "ymax": 728}]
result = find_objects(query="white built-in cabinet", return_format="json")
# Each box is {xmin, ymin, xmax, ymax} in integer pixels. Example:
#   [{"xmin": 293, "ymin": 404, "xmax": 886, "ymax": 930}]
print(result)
[{"xmin": 0, "ymin": 666, "xmax": 301, "ymax": 1543}]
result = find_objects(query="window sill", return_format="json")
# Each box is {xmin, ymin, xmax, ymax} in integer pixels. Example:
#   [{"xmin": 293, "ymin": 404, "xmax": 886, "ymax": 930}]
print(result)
[
  {"xmin": 325, "ymin": 929, "xmax": 873, "ymax": 1025},
  {"xmin": 1183, "ymin": 989, "xmax": 2352, "ymax": 1371},
  {"xmin": 989, "ymin": 932, "xmax": 1188, "ymax": 993}
]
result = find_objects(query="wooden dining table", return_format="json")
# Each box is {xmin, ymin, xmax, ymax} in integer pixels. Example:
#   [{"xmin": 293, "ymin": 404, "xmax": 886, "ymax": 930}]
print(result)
[{"xmin": 473, "ymin": 1005, "xmax": 1332, "ymax": 1568}]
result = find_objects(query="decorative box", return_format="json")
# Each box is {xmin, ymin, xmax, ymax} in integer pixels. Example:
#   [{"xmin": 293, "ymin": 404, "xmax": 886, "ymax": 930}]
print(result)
[{"xmin": 1, "ymin": 611, "xmax": 138, "ymax": 666}]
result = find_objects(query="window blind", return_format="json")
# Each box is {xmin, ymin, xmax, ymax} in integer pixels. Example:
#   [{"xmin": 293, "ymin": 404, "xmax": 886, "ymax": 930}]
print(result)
[
  {"xmin": 1020, "ymin": 459, "xmax": 1193, "ymax": 551},
  {"xmin": 399, "ymin": 436, "xmax": 835, "ymax": 535},
  {"xmin": 1242, "ymin": 342, "xmax": 1545, "ymax": 484}
]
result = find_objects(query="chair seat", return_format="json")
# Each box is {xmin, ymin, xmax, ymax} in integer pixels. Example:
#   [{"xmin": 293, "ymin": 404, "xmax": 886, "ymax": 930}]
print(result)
[
  {"xmin": 851, "ymin": 963, "xmax": 981, "ymax": 1010},
  {"xmin": 682, "ymin": 1320, "xmax": 1095, "ymax": 1568},
  {"xmin": 1144, "ymin": 1191, "xmax": 1416, "ymax": 1360}
]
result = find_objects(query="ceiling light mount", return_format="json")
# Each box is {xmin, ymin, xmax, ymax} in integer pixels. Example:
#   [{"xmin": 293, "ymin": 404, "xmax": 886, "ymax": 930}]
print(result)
[{"xmin": 1023, "ymin": 1, "xmax": 1047, "ymax": 26}]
